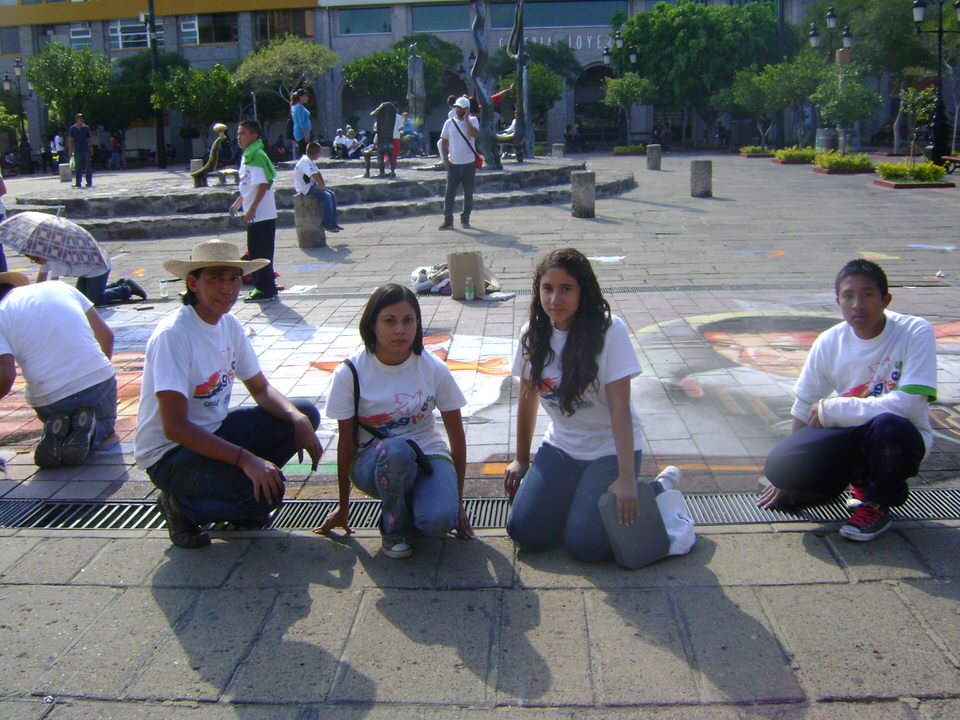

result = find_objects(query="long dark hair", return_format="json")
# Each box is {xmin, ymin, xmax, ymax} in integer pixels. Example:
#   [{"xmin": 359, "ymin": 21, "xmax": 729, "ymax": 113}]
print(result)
[
  {"xmin": 358, "ymin": 283, "xmax": 424, "ymax": 355},
  {"xmin": 522, "ymin": 248, "xmax": 610, "ymax": 415}
]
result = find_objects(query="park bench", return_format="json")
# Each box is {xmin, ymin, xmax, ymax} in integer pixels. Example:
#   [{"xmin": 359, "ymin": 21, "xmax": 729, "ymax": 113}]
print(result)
[{"xmin": 942, "ymin": 155, "xmax": 960, "ymax": 174}]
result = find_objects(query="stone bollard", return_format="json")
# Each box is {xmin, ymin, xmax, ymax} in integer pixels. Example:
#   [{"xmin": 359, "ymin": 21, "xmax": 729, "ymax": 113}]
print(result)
[
  {"xmin": 646, "ymin": 144, "xmax": 662, "ymax": 170},
  {"xmin": 552, "ymin": 143, "xmax": 565, "ymax": 158},
  {"xmin": 571, "ymin": 170, "xmax": 595, "ymax": 218},
  {"xmin": 293, "ymin": 194, "xmax": 328, "ymax": 248},
  {"xmin": 58, "ymin": 163, "xmax": 71, "ymax": 183},
  {"xmin": 190, "ymin": 158, "xmax": 204, "ymax": 173},
  {"xmin": 690, "ymin": 160, "xmax": 712, "ymax": 198}
]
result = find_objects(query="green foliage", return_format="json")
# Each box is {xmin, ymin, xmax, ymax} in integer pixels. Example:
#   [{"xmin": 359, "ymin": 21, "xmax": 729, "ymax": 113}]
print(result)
[
  {"xmin": 152, "ymin": 64, "xmax": 246, "ymax": 129},
  {"xmin": 774, "ymin": 146, "xmax": 817, "ymax": 163},
  {"xmin": 612, "ymin": 144, "xmax": 647, "ymax": 155},
  {"xmin": 499, "ymin": 62, "xmax": 564, "ymax": 123},
  {"xmin": 739, "ymin": 145, "xmax": 769, "ymax": 155},
  {"xmin": 815, "ymin": 150, "xmax": 873, "ymax": 170},
  {"xmin": 0, "ymin": 102, "xmax": 17, "ymax": 134},
  {"xmin": 234, "ymin": 36, "xmax": 338, "ymax": 102},
  {"xmin": 876, "ymin": 160, "xmax": 946, "ymax": 182},
  {"xmin": 899, "ymin": 85, "xmax": 936, "ymax": 158},
  {"xmin": 342, "ymin": 48, "xmax": 445, "ymax": 111},
  {"xmin": 488, "ymin": 41, "xmax": 582, "ymax": 88},
  {"xmin": 392, "ymin": 33, "xmax": 462, "ymax": 69},
  {"xmin": 24, "ymin": 43, "xmax": 111, "ymax": 128},
  {"xmin": 620, "ymin": 0, "xmax": 780, "ymax": 123},
  {"xmin": 811, "ymin": 67, "xmax": 882, "ymax": 128},
  {"xmin": 602, "ymin": 73, "xmax": 655, "ymax": 110}
]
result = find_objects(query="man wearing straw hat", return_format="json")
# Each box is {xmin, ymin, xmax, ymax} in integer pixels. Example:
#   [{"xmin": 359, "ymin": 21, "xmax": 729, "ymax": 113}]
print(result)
[
  {"xmin": 0, "ymin": 271, "xmax": 118, "ymax": 468},
  {"xmin": 135, "ymin": 241, "xmax": 322, "ymax": 548}
]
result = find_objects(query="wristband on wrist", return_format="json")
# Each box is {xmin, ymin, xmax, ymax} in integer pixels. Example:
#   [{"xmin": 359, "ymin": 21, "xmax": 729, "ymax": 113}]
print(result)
[{"xmin": 234, "ymin": 447, "xmax": 244, "ymax": 466}]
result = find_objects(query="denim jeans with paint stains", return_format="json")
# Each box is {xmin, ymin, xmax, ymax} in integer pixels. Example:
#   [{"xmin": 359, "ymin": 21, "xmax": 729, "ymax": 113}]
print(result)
[{"xmin": 352, "ymin": 436, "xmax": 459, "ymax": 543}]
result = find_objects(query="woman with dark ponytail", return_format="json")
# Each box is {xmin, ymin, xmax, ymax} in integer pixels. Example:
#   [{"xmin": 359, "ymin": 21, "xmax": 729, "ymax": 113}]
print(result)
[{"xmin": 504, "ymin": 248, "xmax": 646, "ymax": 562}]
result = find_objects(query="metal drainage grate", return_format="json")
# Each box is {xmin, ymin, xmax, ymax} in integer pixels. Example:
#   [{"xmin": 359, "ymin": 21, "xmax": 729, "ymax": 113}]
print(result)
[{"xmin": 2, "ymin": 490, "xmax": 960, "ymax": 531}]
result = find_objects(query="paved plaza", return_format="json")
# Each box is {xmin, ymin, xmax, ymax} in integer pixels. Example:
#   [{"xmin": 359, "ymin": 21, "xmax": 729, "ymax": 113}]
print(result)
[{"xmin": 0, "ymin": 152, "xmax": 959, "ymax": 717}]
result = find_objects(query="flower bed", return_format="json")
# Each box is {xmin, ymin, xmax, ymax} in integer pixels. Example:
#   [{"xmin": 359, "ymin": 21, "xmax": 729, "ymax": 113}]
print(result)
[
  {"xmin": 612, "ymin": 144, "xmax": 646, "ymax": 155},
  {"xmin": 773, "ymin": 146, "xmax": 816, "ymax": 165},
  {"xmin": 813, "ymin": 150, "xmax": 874, "ymax": 173},
  {"xmin": 739, "ymin": 145, "xmax": 774, "ymax": 158},
  {"xmin": 874, "ymin": 160, "xmax": 953, "ymax": 188}
]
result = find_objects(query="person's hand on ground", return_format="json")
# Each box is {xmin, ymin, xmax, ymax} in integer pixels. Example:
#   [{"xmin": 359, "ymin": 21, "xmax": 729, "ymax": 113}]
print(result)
[
  {"xmin": 314, "ymin": 504, "xmax": 353, "ymax": 536},
  {"xmin": 503, "ymin": 458, "xmax": 528, "ymax": 499},
  {"xmin": 455, "ymin": 501, "xmax": 475, "ymax": 539}
]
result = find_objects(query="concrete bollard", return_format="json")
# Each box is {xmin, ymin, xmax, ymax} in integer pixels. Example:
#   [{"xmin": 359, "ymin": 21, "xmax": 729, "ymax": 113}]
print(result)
[
  {"xmin": 189, "ymin": 158, "xmax": 204, "ymax": 173},
  {"xmin": 690, "ymin": 160, "xmax": 712, "ymax": 198},
  {"xmin": 58, "ymin": 163, "xmax": 71, "ymax": 183},
  {"xmin": 293, "ymin": 194, "xmax": 328, "ymax": 248},
  {"xmin": 552, "ymin": 143, "xmax": 565, "ymax": 158},
  {"xmin": 571, "ymin": 170, "xmax": 596, "ymax": 218},
  {"xmin": 646, "ymin": 144, "xmax": 662, "ymax": 170}
]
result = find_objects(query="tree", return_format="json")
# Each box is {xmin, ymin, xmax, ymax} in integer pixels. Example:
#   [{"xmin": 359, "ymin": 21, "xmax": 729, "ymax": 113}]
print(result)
[
  {"xmin": 152, "ymin": 65, "xmax": 246, "ymax": 132},
  {"xmin": 620, "ymin": 0, "xmax": 780, "ymax": 136},
  {"xmin": 498, "ymin": 62, "xmax": 564, "ymax": 124},
  {"xmin": 234, "ymin": 35, "xmax": 338, "ymax": 103},
  {"xmin": 811, "ymin": 66, "xmax": 882, "ymax": 152},
  {"xmin": 601, "ymin": 72, "xmax": 656, "ymax": 142},
  {"xmin": 341, "ymin": 48, "xmax": 446, "ymax": 112},
  {"xmin": 24, "ymin": 43, "xmax": 111, "ymax": 128},
  {"xmin": 392, "ymin": 33, "xmax": 462, "ymax": 69},
  {"xmin": 898, "ymin": 85, "xmax": 936, "ymax": 160},
  {"xmin": 489, "ymin": 41, "xmax": 582, "ymax": 88},
  {"xmin": 730, "ymin": 67, "xmax": 779, "ymax": 149}
]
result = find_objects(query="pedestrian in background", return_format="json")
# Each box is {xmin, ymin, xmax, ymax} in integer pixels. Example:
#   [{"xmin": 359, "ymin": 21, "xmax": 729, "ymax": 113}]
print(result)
[
  {"xmin": 438, "ymin": 96, "xmax": 479, "ymax": 229},
  {"xmin": 290, "ymin": 89, "xmax": 312, "ymax": 158},
  {"xmin": 68, "ymin": 113, "xmax": 93, "ymax": 188}
]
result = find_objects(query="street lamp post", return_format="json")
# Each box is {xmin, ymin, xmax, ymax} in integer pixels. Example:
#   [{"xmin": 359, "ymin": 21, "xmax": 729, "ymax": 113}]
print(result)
[
  {"xmin": 602, "ymin": 30, "xmax": 630, "ymax": 145},
  {"xmin": 143, "ymin": 0, "xmax": 167, "ymax": 169},
  {"xmin": 911, "ymin": 0, "xmax": 960, "ymax": 165},
  {"xmin": 809, "ymin": 10, "xmax": 853, "ymax": 153},
  {"xmin": 3, "ymin": 58, "xmax": 33, "ymax": 174}
]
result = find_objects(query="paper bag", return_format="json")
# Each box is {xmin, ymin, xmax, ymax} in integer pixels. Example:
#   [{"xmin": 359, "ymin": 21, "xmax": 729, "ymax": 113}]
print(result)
[{"xmin": 447, "ymin": 251, "xmax": 486, "ymax": 299}]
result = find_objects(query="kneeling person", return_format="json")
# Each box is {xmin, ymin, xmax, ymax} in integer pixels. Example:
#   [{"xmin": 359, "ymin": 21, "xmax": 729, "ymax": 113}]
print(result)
[
  {"xmin": 758, "ymin": 259, "xmax": 936, "ymax": 541},
  {"xmin": 294, "ymin": 142, "xmax": 343, "ymax": 232},
  {"xmin": 135, "ymin": 241, "xmax": 323, "ymax": 548}
]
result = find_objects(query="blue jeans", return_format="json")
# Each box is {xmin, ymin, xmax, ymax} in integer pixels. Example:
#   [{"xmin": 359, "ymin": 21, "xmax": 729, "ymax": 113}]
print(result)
[
  {"xmin": 305, "ymin": 186, "xmax": 338, "ymax": 228},
  {"xmin": 73, "ymin": 151, "xmax": 92, "ymax": 186},
  {"xmin": 33, "ymin": 376, "xmax": 117, "ymax": 446},
  {"xmin": 507, "ymin": 442, "xmax": 643, "ymax": 563},
  {"xmin": 75, "ymin": 273, "xmax": 132, "ymax": 305},
  {"xmin": 352, "ymin": 436, "xmax": 459, "ymax": 543},
  {"xmin": 147, "ymin": 401, "xmax": 320, "ymax": 525},
  {"xmin": 764, "ymin": 412, "xmax": 924, "ymax": 508}
]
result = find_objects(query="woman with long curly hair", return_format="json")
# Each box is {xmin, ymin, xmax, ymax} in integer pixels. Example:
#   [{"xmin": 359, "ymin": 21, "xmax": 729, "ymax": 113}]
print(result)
[{"xmin": 504, "ymin": 248, "xmax": 646, "ymax": 562}]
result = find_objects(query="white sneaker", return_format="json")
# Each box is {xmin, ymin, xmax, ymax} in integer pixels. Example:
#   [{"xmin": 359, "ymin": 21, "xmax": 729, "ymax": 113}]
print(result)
[
  {"xmin": 653, "ymin": 465, "xmax": 683, "ymax": 493},
  {"xmin": 382, "ymin": 541, "xmax": 413, "ymax": 559}
]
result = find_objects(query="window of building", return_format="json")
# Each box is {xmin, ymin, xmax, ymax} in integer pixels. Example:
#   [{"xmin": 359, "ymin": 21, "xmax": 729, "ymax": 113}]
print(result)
[
  {"xmin": 253, "ymin": 10, "xmax": 310, "ymax": 43},
  {"xmin": 411, "ymin": 3, "xmax": 469, "ymax": 32},
  {"xmin": 491, "ymin": 0, "xmax": 627, "ymax": 28},
  {"xmin": 69, "ymin": 22, "xmax": 91, "ymax": 50},
  {"xmin": 109, "ymin": 17, "xmax": 164, "ymax": 50},
  {"xmin": 21, "ymin": 0, "xmax": 43, "ymax": 6},
  {"xmin": 337, "ymin": 7, "xmax": 392, "ymax": 35},
  {"xmin": 0, "ymin": 0, "xmax": 16, "ymax": 8},
  {"xmin": 180, "ymin": 13, "xmax": 239, "ymax": 45},
  {"xmin": 0, "ymin": 27, "xmax": 19, "ymax": 54}
]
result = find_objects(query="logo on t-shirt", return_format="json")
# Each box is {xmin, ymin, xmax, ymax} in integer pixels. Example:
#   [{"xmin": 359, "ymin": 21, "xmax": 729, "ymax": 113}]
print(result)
[
  {"xmin": 537, "ymin": 376, "xmax": 592, "ymax": 412},
  {"xmin": 194, "ymin": 350, "xmax": 237, "ymax": 405},
  {"xmin": 842, "ymin": 357, "xmax": 901, "ymax": 398},
  {"xmin": 360, "ymin": 391, "xmax": 431, "ymax": 433}
]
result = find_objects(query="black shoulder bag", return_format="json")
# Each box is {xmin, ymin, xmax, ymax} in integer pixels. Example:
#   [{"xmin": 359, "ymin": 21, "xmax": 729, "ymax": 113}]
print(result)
[{"xmin": 343, "ymin": 359, "xmax": 433, "ymax": 475}]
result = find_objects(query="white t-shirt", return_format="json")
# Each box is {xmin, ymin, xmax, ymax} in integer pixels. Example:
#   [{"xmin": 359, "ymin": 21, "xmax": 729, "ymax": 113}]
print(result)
[
  {"xmin": 135, "ymin": 305, "xmax": 261, "ymax": 469},
  {"xmin": 793, "ymin": 310, "xmax": 937, "ymax": 450},
  {"xmin": 0, "ymin": 282, "xmax": 114, "ymax": 407},
  {"xmin": 325, "ymin": 348, "xmax": 466, "ymax": 458},
  {"xmin": 440, "ymin": 115, "xmax": 480, "ymax": 165},
  {"xmin": 333, "ymin": 134, "xmax": 348, "ymax": 149},
  {"xmin": 393, "ymin": 114, "xmax": 404, "ymax": 140},
  {"xmin": 293, "ymin": 154, "xmax": 320, "ymax": 195},
  {"xmin": 238, "ymin": 160, "xmax": 277, "ymax": 223},
  {"xmin": 512, "ymin": 315, "xmax": 644, "ymax": 461}
]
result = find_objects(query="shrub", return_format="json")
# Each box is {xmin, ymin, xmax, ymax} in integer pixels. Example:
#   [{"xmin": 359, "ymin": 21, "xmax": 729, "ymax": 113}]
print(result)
[
  {"xmin": 875, "ymin": 160, "xmax": 947, "ymax": 182},
  {"xmin": 613, "ymin": 144, "xmax": 646, "ymax": 155},
  {"xmin": 739, "ymin": 145, "xmax": 766, "ymax": 155},
  {"xmin": 774, "ymin": 146, "xmax": 816, "ymax": 163},
  {"xmin": 815, "ymin": 150, "xmax": 873, "ymax": 171}
]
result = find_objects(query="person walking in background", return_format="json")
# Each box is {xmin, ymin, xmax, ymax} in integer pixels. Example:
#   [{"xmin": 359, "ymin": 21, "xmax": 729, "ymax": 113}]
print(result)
[
  {"xmin": 68, "ymin": 113, "xmax": 93, "ymax": 188},
  {"xmin": 230, "ymin": 120, "xmax": 279, "ymax": 303},
  {"xmin": 438, "ymin": 97, "xmax": 479, "ymax": 229},
  {"xmin": 290, "ymin": 89, "xmax": 312, "ymax": 158},
  {"xmin": 52, "ymin": 131, "xmax": 65, "ymax": 164},
  {"xmin": 294, "ymin": 142, "xmax": 343, "ymax": 233},
  {"xmin": 316, "ymin": 283, "xmax": 474, "ymax": 557}
]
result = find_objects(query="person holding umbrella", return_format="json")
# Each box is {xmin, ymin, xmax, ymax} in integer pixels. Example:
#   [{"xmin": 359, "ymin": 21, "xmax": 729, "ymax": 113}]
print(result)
[{"xmin": 0, "ymin": 271, "xmax": 118, "ymax": 468}]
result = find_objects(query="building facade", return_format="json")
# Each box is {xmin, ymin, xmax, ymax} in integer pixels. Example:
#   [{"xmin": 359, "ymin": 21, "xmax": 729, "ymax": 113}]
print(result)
[{"xmin": 0, "ymin": 0, "xmax": 818, "ymax": 157}]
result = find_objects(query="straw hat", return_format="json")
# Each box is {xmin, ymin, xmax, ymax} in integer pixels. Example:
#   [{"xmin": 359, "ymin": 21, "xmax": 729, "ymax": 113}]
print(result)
[
  {"xmin": 0, "ymin": 272, "xmax": 29, "ymax": 288},
  {"xmin": 163, "ymin": 240, "xmax": 269, "ymax": 280}
]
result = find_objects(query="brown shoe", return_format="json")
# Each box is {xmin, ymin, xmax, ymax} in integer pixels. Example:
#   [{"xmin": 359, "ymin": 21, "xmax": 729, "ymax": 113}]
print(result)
[{"xmin": 157, "ymin": 492, "xmax": 210, "ymax": 549}]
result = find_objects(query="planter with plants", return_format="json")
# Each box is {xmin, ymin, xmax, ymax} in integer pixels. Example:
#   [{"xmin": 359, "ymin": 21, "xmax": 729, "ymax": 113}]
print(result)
[
  {"xmin": 612, "ymin": 144, "xmax": 647, "ymax": 155},
  {"xmin": 874, "ymin": 160, "xmax": 955, "ymax": 189},
  {"xmin": 772, "ymin": 146, "xmax": 816, "ymax": 164},
  {"xmin": 813, "ymin": 150, "xmax": 874, "ymax": 174},
  {"xmin": 739, "ymin": 145, "xmax": 774, "ymax": 158}
]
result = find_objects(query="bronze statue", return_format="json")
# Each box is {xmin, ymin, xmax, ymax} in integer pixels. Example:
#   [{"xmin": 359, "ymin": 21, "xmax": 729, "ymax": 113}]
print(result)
[
  {"xmin": 190, "ymin": 123, "xmax": 228, "ymax": 188},
  {"xmin": 406, "ymin": 44, "xmax": 426, "ymax": 135},
  {"xmin": 470, "ymin": 0, "xmax": 503, "ymax": 170},
  {"xmin": 506, "ymin": 0, "xmax": 529, "ymax": 162},
  {"xmin": 370, "ymin": 101, "xmax": 398, "ymax": 178}
]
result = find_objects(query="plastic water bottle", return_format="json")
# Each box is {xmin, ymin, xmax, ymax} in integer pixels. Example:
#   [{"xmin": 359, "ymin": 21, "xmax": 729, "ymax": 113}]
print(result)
[
  {"xmin": 159, "ymin": 279, "xmax": 168, "ymax": 299},
  {"xmin": 464, "ymin": 275, "xmax": 475, "ymax": 301}
]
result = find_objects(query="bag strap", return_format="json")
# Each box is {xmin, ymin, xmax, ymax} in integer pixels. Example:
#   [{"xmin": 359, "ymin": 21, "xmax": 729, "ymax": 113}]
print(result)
[
  {"xmin": 343, "ymin": 359, "xmax": 388, "ymax": 447},
  {"xmin": 451, "ymin": 118, "xmax": 481, "ymax": 161}
]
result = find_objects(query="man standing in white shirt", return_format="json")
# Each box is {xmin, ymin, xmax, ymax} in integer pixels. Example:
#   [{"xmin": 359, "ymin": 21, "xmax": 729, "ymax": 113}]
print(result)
[
  {"xmin": 294, "ymin": 142, "xmax": 343, "ymax": 232},
  {"xmin": 439, "ymin": 96, "xmax": 480, "ymax": 230}
]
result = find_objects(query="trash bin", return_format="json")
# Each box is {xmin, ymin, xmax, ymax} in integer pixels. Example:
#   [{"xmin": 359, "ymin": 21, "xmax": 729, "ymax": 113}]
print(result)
[{"xmin": 815, "ymin": 128, "xmax": 837, "ymax": 151}]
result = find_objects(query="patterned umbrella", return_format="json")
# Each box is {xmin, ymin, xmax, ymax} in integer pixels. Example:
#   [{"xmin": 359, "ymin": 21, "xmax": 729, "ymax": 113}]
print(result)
[{"xmin": 0, "ymin": 211, "xmax": 108, "ymax": 277}]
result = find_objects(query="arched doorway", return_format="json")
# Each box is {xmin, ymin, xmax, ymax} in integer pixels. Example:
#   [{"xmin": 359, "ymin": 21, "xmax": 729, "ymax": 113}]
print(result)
[{"xmin": 573, "ymin": 64, "xmax": 619, "ymax": 149}]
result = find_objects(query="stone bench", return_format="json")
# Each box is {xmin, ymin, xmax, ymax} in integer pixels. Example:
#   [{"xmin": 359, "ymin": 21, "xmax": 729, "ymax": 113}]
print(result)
[{"xmin": 293, "ymin": 193, "xmax": 327, "ymax": 248}]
